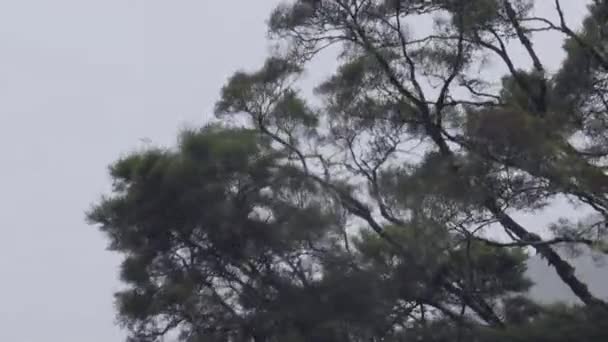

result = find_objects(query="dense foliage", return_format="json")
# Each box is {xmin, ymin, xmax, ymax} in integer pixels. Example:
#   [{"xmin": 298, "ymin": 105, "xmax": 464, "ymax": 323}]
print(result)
[{"xmin": 89, "ymin": 1, "xmax": 608, "ymax": 341}]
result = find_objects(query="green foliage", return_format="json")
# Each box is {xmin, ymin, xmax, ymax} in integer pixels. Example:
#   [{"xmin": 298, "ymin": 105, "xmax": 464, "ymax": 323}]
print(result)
[
  {"xmin": 89, "ymin": 126, "xmax": 342, "ymax": 341},
  {"xmin": 482, "ymin": 305, "xmax": 608, "ymax": 342},
  {"xmin": 91, "ymin": 1, "xmax": 608, "ymax": 341},
  {"xmin": 215, "ymin": 57, "xmax": 303, "ymax": 116}
]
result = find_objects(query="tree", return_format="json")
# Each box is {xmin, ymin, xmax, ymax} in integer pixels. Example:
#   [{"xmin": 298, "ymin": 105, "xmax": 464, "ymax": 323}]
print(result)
[
  {"xmin": 89, "ymin": 125, "xmax": 531, "ymax": 341},
  {"xmin": 90, "ymin": 0, "xmax": 608, "ymax": 341}
]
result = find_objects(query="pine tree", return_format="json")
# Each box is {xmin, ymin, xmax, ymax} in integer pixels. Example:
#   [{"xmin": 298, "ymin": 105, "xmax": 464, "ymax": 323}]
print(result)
[{"xmin": 90, "ymin": 1, "xmax": 608, "ymax": 341}]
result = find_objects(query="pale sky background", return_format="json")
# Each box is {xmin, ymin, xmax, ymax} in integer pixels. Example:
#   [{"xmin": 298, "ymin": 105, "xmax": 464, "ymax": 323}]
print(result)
[{"xmin": 0, "ymin": 1, "xmax": 604, "ymax": 341}]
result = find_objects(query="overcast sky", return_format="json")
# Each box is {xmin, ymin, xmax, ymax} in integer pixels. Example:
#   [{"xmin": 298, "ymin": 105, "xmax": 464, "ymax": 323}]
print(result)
[{"xmin": 0, "ymin": 1, "xmax": 601, "ymax": 341}]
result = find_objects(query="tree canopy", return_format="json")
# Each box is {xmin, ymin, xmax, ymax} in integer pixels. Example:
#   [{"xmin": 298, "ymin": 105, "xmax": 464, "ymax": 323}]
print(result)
[{"xmin": 89, "ymin": 1, "xmax": 608, "ymax": 341}]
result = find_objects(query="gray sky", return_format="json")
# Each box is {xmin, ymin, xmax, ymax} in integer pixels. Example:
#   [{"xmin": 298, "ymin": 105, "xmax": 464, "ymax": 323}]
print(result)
[
  {"xmin": 0, "ymin": 1, "xmax": 281, "ymax": 341},
  {"xmin": 0, "ymin": 1, "xmax": 602, "ymax": 341}
]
